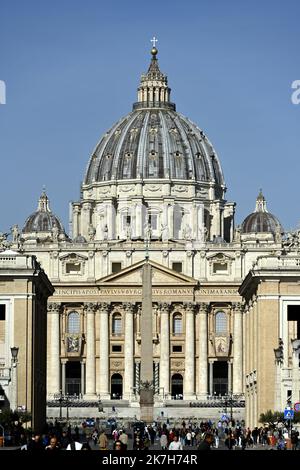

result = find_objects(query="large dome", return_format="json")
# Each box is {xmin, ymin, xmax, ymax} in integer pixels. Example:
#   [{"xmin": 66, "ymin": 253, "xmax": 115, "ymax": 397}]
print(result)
[{"xmin": 84, "ymin": 48, "xmax": 224, "ymax": 186}]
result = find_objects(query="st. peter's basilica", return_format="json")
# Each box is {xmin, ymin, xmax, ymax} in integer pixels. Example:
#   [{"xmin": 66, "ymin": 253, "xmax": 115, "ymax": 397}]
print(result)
[{"xmin": 1, "ymin": 45, "xmax": 300, "ymax": 428}]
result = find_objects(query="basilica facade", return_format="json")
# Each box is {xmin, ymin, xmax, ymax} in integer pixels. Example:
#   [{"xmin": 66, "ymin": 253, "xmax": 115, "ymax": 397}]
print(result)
[{"xmin": 1, "ymin": 46, "xmax": 300, "ymax": 428}]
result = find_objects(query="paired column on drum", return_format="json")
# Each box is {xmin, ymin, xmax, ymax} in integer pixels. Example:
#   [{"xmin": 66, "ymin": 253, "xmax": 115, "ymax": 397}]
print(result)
[
  {"xmin": 123, "ymin": 302, "xmax": 134, "ymax": 399},
  {"xmin": 184, "ymin": 302, "xmax": 195, "ymax": 399},
  {"xmin": 232, "ymin": 302, "xmax": 244, "ymax": 394},
  {"xmin": 84, "ymin": 302, "xmax": 97, "ymax": 398},
  {"xmin": 99, "ymin": 303, "xmax": 110, "ymax": 398},
  {"xmin": 48, "ymin": 303, "xmax": 61, "ymax": 395},
  {"xmin": 160, "ymin": 303, "xmax": 170, "ymax": 397},
  {"xmin": 198, "ymin": 303, "xmax": 209, "ymax": 399}
]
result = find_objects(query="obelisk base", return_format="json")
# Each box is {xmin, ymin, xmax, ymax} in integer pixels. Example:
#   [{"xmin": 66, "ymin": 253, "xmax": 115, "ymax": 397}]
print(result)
[{"xmin": 140, "ymin": 388, "xmax": 154, "ymax": 424}]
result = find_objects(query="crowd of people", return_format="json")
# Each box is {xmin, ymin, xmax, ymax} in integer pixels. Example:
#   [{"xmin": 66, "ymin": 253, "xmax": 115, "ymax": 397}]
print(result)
[{"xmin": 1, "ymin": 417, "xmax": 299, "ymax": 451}]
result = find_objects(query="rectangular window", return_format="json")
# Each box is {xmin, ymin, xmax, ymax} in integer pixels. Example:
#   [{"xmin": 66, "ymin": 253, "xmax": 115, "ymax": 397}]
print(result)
[
  {"xmin": 112, "ymin": 345, "xmax": 122, "ymax": 352},
  {"xmin": 172, "ymin": 262, "xmax": 182, "ymax": 273},
  {"xmin": 112, "ymin": 262, "xmax": 122, "ymax": 274},
  {"xmin": 0, "ymin": 305, "xmax": 5, "ymax": 343},
  {"xmin": 172, "ymin": 345, "xmax": 182, "ymax": 353},
  {"xmin": 0, "ymin": 305, "xmax": 5, "ymax": 321},
  {"xmin": 122, "ymin": 215, "xmax": 131, "ymax": 230},
  {"xmin": 149, "ymin": 214, "xmax": 158, "ymax": 230},
  {"xmin": 213, "ymin": 262, "xmax": 228, "ymax": 274},
  {"xmin": 66, "ymin": 263, "xmax": 81, "ymax": 274}
]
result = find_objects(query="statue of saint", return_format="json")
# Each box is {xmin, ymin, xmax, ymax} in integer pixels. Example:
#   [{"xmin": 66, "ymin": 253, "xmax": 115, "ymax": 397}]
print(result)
[
  {"xmin": 183, "ymin": 224, "xmax": 192, "ymax": 240},
  {"xmin": 275, "ymin": 226, "xmax": 282, "ymax": 244},
  {"xmin": 126, "ymin": 223, "xmax": 131, "ymax": 240},
  {"xmin": 103, "ymin": 224, "xmax": 108, "ymax": 240},
  {"xmin": 52, "ymin": 223, "xmax": 59, "ymax": 242},
  {"xmin": 161, "ymin": 223, "xmax": 169, "ymax": 242},
  {"xmin": 234, "ymin": 226, "xmax": 241, "ymax": 242},
  {"xmin": 0, "ymin": 232, "xmax": 9, "ymax": 250},
  {"xmin": 11, "ymin": 225, "xmax": 20, "ymax": 243},
  {"xmin": 88, "ymin": 224, "xmax": 96, "ymax": 241},
  {"xmin": 144, "ymin": 223, "xmax": 152, "ymax": 242}
]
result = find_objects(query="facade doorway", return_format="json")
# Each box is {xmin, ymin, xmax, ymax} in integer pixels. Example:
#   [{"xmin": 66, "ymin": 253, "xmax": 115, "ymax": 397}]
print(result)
[
  {"xmin": 213, "ymin": 361, "xmax": 228, "ymax": 396},
  {"xmin": 66, "ymin": 361, "xmax": 81, "ymax": 396},
  {"xmin": 171, "ymin": 373, "xmax": 183, "ymax": 399},
  {"xmin": 288, "ymin": 305, "xmax": 300, "ymax": 339},
  {"xmin": 111, "ymin": 373, "xmax": 123, "ymax": 399}
]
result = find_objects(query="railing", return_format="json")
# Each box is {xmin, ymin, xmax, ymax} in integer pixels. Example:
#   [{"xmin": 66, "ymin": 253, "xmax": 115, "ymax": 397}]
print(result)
[
  {"xmin": 132, "ymin": 101, "xmax": 176, "ymax": 111},
  {"xmin": 189, "ymin": 397, "xmax": 245, "ymax": 408},
  {"xmin": 254, "ymin": 256, "xmax": 300, "ymax": 269}
]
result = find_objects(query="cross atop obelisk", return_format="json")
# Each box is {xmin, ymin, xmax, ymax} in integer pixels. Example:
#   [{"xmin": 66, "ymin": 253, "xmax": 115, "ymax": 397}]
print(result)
[{"xmin": 150, "ymin": 36, "xmax": 158, "ymax": 48}]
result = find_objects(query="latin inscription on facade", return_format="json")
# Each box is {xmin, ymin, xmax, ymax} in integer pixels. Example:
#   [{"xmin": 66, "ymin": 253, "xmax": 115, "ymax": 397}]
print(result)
[
  {"xmin": 54, "ymin": 287, "xmax": 192, "ymax": 296},
  {"xmin": 200, "ymin": 288, "xmax": 238, "ymax": 295}
]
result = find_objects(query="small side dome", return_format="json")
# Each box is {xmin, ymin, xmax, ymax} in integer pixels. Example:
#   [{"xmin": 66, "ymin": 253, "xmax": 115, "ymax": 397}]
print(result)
[
  {"xmin": 241, "ymin": 191, "xmax": 282, "ymax": 234},
  {"xmin": 22, "ymin": 191, "xmax": 65, "ymax": 235}
]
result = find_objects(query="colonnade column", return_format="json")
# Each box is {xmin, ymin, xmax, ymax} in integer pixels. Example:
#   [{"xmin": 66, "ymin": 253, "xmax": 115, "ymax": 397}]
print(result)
[
  {"xmin": 198, "ymin": 303, "xmax": 209, "ymax": 399},
  {"xmin": 209, "ymin": 361, "xmax": 214, "ymax": 395},
  {"xmin": 123, "ymin": 302, "xmax": 134, "ymax": 399},
  {"xmin": 48, "ymin": 303, "xmax": 61, "ymax": 396},
  {"xmin": 232, "ymin": 302, "xmax": 244, "ymax": 394},
  {"xmin": 84, "ymin": 302, "xmax": 97, "ymax": 397},
  {"xmin": 99, "ymin": 302, "xmax": 110, "ymax": 398},
  {"xmin": 61, "ymin": 361, "xmax": 66, "ymax": 395},
  {"xmin": 184, "ymin": 302, "xmax": 195, "ymax": 399},
  {"xmin": 291, "ymin": 339, "xmax": 300, "ymax": 403},
  {"xmin": 160, "ymin": 303, "xmax": 170, "ymax": 397},
  {"xmin": 80, "ymin": 361, "xmax": 85, "ymax": 396}
]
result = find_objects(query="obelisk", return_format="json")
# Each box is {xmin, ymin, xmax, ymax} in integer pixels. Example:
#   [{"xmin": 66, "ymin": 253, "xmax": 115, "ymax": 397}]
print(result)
[{"xmin": 139, "ymin": 250, "xmax": 154, "ymax": 422}]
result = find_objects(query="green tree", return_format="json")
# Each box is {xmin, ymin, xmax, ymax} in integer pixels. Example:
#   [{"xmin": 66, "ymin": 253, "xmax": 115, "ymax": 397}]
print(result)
[
  {"xmin": 260, "ymin": 410, "xmax": 300, "ymax": 425},
  {"xmin": 259, "ymin": 410, "xmax": 283, "ymax": 425}
]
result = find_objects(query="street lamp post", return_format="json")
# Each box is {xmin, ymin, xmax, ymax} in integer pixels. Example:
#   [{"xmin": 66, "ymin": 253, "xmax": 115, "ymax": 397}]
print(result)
[
  {"xmin": 58, "ymin": 389, "xmax": 63, "ymax": 419},
  {"xmin": 223, "ymin": 392, "xmax": 236, "ymax": 423},
  {"xmin": 274, "ymin": 338, "xmax": 284, "ymax": 411},
  {"xmin": 10, "ymin": 347, "xmax": 19, "ymax": 411},
  {"xmin": 66, "ymin": 394, "xmax": 69, "ymax": 421}
]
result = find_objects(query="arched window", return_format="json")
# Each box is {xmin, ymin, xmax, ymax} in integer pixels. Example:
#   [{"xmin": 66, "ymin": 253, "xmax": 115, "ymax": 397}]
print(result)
[
  {"xmin": 173, "ymin": 313, "xmax": 182, "ymax": 336},
  {"xmin": 112, "ymin": 313, "xmax": 122, "ymax": 336},
  {"xmin": 68, "ymin": 311, "xmax": 80, "ymax": 334},
  {"xmin": 215, "ymin": 311, "xmax": 227, "ymax": 334}
]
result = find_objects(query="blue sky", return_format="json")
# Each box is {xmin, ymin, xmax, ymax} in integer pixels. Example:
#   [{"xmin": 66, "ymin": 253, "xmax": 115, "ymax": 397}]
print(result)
[{"xmin": 1, "ymin": 0, "xmax": 300, "ymax": 234}]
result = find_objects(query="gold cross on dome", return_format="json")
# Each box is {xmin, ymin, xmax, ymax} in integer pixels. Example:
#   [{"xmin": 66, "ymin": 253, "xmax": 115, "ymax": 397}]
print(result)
[{"xmin": 151, "ymin": 36, "xmax": 158, "ymax": 48}]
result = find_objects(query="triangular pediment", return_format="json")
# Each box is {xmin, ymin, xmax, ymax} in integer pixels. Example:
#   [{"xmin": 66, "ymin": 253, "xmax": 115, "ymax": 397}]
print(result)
[{"xmin": 97, "ymin": 259, "xmax": 198, "ymax": 286}]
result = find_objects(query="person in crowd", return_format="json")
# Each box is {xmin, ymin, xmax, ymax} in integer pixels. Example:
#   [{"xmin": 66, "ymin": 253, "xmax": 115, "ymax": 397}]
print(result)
[
  {"xmin": 160, "ymin": 432, "xmax": 168, "ymax": 450},
  {"xmin": 198, "ymin": 433, "xmax": 214, "ymax": 451},
  {"xmin": 45, "ymin": 436, "xmax": 60, "ymax": 451},
  {"xmin": 168, "ymin": 435, "xmax": 183, "ymax": 450},
  {"xmin": 119, "ymin": 430, "xmax": 129, "ymax": 450},
  {"xmin": 113, "ymin": 440, "xmax": 124, "ymax": 451},
  {"xmin": 98, "ymin": 429, "xmax": 109, "ymax": 450},
  {"xmin": 27, "ymin": 433, "xmax": 45, "ymax": 451}
]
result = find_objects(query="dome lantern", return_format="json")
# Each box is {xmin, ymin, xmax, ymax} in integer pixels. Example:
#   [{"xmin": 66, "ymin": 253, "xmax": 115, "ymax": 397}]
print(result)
[{"xmin": 135, "ymin": 41, "xmax": 174, "ymax": 111}]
